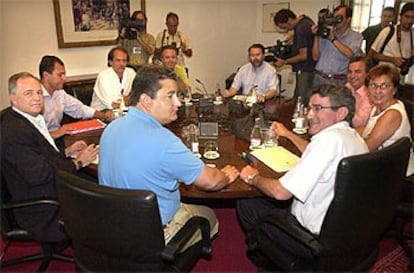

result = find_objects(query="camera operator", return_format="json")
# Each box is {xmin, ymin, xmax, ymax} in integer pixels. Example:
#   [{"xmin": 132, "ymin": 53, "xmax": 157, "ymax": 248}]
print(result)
[
  {"xmin": 118, "ymin": 10, "xmax": 155, "ymax": 71},
  {"xmin": 312, "ymin": 5, "xmax": 363, "ymax": 86},
  {"xmin": 273, "ymin": 9, "xmax": 316, "ymax": 102},
  {"xmin": 368, "ymin": 3, "xmax": 414, "ymax": 88}
]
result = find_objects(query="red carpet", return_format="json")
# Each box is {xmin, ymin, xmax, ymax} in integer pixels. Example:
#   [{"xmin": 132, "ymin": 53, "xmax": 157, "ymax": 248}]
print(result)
[{"xmin": 1, "ymin": 208, "xmax": 412, "ymax": 272}]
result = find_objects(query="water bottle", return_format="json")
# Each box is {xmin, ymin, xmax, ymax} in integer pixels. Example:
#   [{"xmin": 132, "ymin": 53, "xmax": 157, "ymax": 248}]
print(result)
[
  {"xmin": 117, "ymin": 97, "xmax": 125, "ymax": 118},
  {"xmin": 188, "ymin": 125, "xmax": 201, "ymax": 158},
  {"xmin": 250, "ymin": 118, "xmax": 262, "ymax": 149},
  {"xmin": 295, "ymin": 104, "xmax": 306, "ymax": 129},
  {"xmin": 292, "ymin": 96, "xmax": 302, "ymax": 122},
  {"xmin": 249, "ymin": 85, "xmax": 258, "ymax": 104}
]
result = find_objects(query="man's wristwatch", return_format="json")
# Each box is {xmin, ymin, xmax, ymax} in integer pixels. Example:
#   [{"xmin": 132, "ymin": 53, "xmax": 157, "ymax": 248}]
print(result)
[
  {"xmin": 73, "ymin": 159, "xmax": 83, "ymax": 170},
  {"xmin": 247, "ymin": 174, "xmax": 257, "ymax": 185}
]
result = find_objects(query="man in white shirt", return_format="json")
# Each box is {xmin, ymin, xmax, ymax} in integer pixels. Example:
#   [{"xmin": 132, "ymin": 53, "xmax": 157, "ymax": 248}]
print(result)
[
  {"xmin": 236, "ymin": 83, "xmax": 368, "ymax": 268},
  {"xmin": 40, "ymin": 55, "xmax": 114, "ymax": 139},
  {"xmin": 90, "ymin": 46, "xmax": 136, "ymax": 111},
  {"xmin": 368, "ymin": 2, "xmax": 414, "ymax": 85}
]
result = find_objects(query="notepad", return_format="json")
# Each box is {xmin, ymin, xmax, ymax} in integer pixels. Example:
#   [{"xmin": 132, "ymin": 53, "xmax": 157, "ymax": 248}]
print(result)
[
  {"xmin": 250, "ymin": 146, "xmax": 300, "ymax": 173},
  {"xmin": 66, "ymin": 119, "xmax": 106, "ymax": 135}
]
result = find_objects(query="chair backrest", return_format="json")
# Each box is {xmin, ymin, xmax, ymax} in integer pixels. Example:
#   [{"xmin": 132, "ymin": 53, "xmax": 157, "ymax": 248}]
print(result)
[
  {"xmin": 317, "ymin": 137, "xmax": 411, "ymax": 271},
  {"xmin": 55, "ymin": 171, "xmax": 166, "ymax": 272}
]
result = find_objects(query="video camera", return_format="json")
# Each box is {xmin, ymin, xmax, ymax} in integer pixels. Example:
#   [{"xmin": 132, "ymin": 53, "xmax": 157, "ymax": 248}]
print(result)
[
  {"xmin": 122, "ymin": 19, "xmax": 146, "ymax": 40},
  {"xmin": 401, "ymin": 56, "xmax": 414, "ymax": 75},
  {"xmin": 316, "ymin": 14, "xmax": 343, "ymax": 39},
  {"xmin": 264, "ymin": 40, "xmax": 293, "ymax": 62}
]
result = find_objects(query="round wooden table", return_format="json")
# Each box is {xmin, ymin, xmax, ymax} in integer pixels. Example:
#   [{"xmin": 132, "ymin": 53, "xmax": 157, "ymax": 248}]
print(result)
[{"xmin": 65, "ymin": 97, "xmax": 300, "ymax": 199}]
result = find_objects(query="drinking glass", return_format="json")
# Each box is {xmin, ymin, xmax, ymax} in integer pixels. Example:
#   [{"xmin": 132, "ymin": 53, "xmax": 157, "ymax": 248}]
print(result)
[
  {"xmin": 262, "ymin": 128, "xmax": 278, "ymax": 148},
  {"xmin": 203, "ymin": 141, "xmax": 220, "ymax": 160}
]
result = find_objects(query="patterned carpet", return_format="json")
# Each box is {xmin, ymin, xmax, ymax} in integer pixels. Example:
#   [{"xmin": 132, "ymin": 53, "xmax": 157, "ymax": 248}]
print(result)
[
  {"xmin": 1, "ymin": 208, "xmax": 412, "ymax": 272},
  {"xmin": 368, "ymin": 239, "xmax": 412, "ymax": 273}
]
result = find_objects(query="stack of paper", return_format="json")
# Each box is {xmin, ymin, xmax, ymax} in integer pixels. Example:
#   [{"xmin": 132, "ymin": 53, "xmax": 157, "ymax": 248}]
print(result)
[
  {"xmin": 250, "ymin": 146, "xmax": 300, "ymax": 172},
  {"xmin": 65, "ymin": 119, "xmax": 106, "ymax": 135}
]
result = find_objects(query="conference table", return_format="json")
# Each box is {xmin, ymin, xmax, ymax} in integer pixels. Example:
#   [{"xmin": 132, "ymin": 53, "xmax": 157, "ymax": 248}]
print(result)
[{"xmin": 65, "ymin": 97, "xmax": 301, "ymax": 199}]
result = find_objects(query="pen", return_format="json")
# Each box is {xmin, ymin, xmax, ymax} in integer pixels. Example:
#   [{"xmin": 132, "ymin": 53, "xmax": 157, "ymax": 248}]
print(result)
[{"xmin": 239, "ymin": 152, "xmax": 255, "ymax": 165}]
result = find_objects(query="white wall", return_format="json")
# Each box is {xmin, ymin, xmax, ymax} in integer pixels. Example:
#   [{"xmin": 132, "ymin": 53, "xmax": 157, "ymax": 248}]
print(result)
[
  {"xmin": 146, "ymin": 0, "xmax": 338, "ymax": 96},
  {"xmin": 0, "ymin": 0, "xmax": 339, "ymax": 110}
]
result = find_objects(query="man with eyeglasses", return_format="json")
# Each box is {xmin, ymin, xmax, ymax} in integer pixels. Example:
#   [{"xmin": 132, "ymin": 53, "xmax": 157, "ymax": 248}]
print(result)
[{"xmin": 236, "ymin": 83, "xmax": 368, "ymax": 270}]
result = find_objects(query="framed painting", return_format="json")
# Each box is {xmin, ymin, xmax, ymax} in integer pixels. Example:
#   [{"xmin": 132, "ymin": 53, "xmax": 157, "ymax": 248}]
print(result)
[
  {"xmin": 53, "ymin": 0, "xmax": 146, "ymax": 48},
  {"xmin": 262, "ymin": 2, "xmax": 290, "ymax": 32}
]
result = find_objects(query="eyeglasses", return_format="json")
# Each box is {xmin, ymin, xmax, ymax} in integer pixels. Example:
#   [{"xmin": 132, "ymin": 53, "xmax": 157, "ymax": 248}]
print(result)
[
  {"xmin": 368, "ymin": 82, "xmax": 393, "ymax": 90},
  {"xmin": 308, "ymin": 104, "xmax": 342, "ymax": 113}
]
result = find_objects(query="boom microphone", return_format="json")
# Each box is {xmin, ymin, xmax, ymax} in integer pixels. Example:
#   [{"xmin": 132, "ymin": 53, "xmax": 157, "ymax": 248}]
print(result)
[{"xmin": 195, "ymin": 78, "xmax": 209, "ymax": 98}]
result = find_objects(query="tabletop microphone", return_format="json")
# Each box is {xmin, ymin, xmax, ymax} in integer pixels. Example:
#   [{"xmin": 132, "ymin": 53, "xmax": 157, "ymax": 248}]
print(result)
[{"xmin": 195, "ymin": 78, "xmax": 209, "ymax": 98}]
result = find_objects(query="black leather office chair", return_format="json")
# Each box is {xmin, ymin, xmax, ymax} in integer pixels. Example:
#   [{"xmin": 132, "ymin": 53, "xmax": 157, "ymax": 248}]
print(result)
[
  {"xmin": 386, "ymin": 144, "xmax": 414, "ymax": 270},
  {"xmin": 250, "ymin": 137, "xmax": 411, "ymax": 272},
  {"xmin": 55, "ymin": 171, "xmax": 212, "ymax": 272},
  {"xmin": 0, "ymin": 177, "xmax": 74, "ymax": 272}
]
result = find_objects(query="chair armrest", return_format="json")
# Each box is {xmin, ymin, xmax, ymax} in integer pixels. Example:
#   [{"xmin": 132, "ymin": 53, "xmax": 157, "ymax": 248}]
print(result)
[
  {"xmin": 258, "ymin": 214, "xmax": 322, "ymax": 255},
  {"xmin": 161, "ymin": 216, "xmax": 212, "ymax": 261},
  {"xmin": 2, "ymin": 197, "xmax": 59, "ymax": 210}
]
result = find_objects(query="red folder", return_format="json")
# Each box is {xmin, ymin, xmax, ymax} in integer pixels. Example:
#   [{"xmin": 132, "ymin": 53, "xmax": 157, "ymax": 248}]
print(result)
[{"xmin": 66, "ymin": 119, "xmax": 106, "ymax": 135}]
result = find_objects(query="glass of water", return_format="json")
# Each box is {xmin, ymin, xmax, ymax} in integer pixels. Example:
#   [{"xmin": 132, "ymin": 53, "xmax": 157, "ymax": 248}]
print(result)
[{"xmin": 262, "ymin": 128, "xmax": 278, "ymax": 148}]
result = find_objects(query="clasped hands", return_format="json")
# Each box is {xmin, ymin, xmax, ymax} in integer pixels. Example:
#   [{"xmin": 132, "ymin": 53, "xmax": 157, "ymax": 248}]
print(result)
[{"xmin": 65, "ymin": 140, "xmax": 99, "ymax": 168}]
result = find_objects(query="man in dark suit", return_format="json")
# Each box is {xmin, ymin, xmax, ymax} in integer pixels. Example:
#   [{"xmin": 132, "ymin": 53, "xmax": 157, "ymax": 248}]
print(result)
[{"xmin": 1, "ymin": 72, "xmax": 98, "ymax": 242}]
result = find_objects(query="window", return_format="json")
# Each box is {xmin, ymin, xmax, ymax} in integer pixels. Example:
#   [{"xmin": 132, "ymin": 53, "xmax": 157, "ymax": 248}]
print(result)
[{"xmin": 351, "ymin": 0, "xmax": 395, "ymax": 32}]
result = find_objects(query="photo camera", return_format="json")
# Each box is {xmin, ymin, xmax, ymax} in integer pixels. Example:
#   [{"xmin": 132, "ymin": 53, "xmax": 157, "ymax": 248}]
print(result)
[
  {"xmin": 122, "ymin": 19, "xmax": 146, "ymax": 40},
  {"xmin": 264, "ymin": 40, "xmax": 293, "ymax": 62},
  {"xmin": 317, "ymin": 14, "xmax": 343, "ymax": 39},
  {"xmin": 401, "ymin": 56, "xmax": 414, "ymax": 75}
]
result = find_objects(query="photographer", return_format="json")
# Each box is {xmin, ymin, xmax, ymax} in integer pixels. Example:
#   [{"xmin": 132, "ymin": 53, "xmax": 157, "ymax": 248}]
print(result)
[
  {"xmin": 312, "ymin": 5, "xmax": 363, "ymax": 86},
  {"xmin": 273, "ymin": 9, "xmax": 316, "ymax": 102},
  {"xmin": 155, "ymin": 12, "xmax": 192, "ymax": 69},
  {"xmin": 118, "ymin": 10, "xmax": 155, "ymax": 71},
  {"xmin": 368, "ymin": 3, "xmax": 414, "ymax": 87}
]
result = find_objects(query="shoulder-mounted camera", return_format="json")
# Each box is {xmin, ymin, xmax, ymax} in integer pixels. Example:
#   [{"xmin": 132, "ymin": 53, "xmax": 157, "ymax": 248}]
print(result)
[
  {"xmin": 122, "ymin": 19, "xmax": 145, "ymax": 40},
  {"xmin": 316, "ymin": 14, "xmax": 343, "ymax": 39},
  {"xmin": 264, "ymin": 40, "xmax": 293, "ymax": 62}
]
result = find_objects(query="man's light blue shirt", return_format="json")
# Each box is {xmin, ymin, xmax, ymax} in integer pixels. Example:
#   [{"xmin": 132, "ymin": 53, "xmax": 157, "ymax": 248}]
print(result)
[
  {"xmin": 99, "ymin": 107, "xmax": 204, "ymax": 225},
  {"xmin": 231, "ymin": 62, "xmax": 278, "ymax": 95},
  {"xmin": 315, "ymin": 28, "xmax": 363, "ymax": 75}
]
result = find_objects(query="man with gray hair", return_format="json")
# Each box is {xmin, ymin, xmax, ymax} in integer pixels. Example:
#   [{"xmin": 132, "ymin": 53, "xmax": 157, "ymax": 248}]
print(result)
[
  {"xmin": 1, "ymin": 72, "xmax": 98, "ymax": 242},
  {"xmin": 236, "ymin": 83, "xmax": 368, "ymax": 269}
]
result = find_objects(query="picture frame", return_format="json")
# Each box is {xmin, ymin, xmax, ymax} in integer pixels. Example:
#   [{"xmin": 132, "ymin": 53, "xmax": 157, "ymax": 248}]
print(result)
[
  {"xmin": 262, "ymin": 2, "xmax": 290, "ymax": 32},
  {"xmin": 53, "ymin": 0, "xmax": 146, "ymax": 48}
]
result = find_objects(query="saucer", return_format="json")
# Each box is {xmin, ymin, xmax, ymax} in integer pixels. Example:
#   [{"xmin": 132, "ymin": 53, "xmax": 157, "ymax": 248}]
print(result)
[
  {"xmin": 293, "ymin": 128, "xmax": 307, "ymax": 134},
  {"xmin": 203, "ymin": 151, "xmax": 220, "ymax": 160},
  {"xmin": 213, "ymin": 100, "xmax": 223, "ymax": 105}
]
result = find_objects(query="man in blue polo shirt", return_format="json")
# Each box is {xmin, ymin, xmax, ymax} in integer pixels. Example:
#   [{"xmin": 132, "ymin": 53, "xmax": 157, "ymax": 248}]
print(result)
[{"xmin": 99, "ymin": 64, "xmax": 239, "ymax": 250}]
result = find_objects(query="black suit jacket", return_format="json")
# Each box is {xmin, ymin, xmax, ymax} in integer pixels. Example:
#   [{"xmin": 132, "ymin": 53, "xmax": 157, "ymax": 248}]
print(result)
[{"xmin": 1, "ymin": 107, "xmax": 76, "ymax": 241}]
